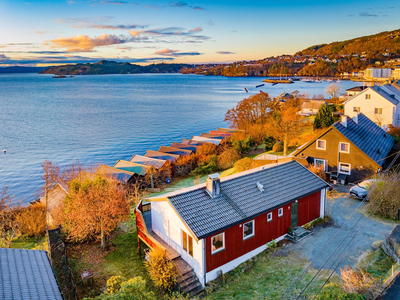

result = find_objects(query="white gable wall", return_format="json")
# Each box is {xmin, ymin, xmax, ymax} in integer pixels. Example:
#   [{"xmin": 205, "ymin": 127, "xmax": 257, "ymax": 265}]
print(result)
[
  {"xmin": 344, "ymin": 88, "xmax": 397, "ymax": 127},
  {"xmin": 151, "ymin": 201, "xmax": 205, "ymax": 286}
]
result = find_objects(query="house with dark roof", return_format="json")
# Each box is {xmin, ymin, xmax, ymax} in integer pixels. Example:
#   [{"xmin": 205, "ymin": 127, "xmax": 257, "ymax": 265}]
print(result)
[
  {"xmin": 0, "ymin": 248, "xmax": 63, "ymax": 300},
  {"xmin": 292, "ymin": 113, "xmax": 395, "ymax": 182},
  {"xmin": 344, "ymin": 84, "xmax": 400, "ymax": 127},
  {"xmin": 158, "ymin": 146, "xmax": 193, "ymax": 156},
  {"xmin": 145, "ymin": 150, "xmax": 180, "ymax": 162},
  {"xmin": 135, "ymin": 160, "xmax": 328, "ymax": 287},
  {"xmin": 345, "ymin": 86, "xmax": 368, "ymax": 97},
  {"xmin": 129, "ymin": 155, "xmax": 166, "ymax": 169}
]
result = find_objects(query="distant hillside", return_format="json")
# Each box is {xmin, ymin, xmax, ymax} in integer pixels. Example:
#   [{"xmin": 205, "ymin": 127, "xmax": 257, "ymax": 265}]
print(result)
[
  {"xmin": 0, "ymin": 66, "xmax": 47, "ymax": 73},
  {"xmin": 296, "ymin": 29, "xmax": 400, "ymax": 57},
  {"xmin": 40, "ymin": 60, "xmax": 193, "ymax": 75}
]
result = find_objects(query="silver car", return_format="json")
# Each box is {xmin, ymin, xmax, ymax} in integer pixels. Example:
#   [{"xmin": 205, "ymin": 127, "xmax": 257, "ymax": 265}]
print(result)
[{"xmin": 349, "ymin": 179, "xmax": 378, "ymax": 200}]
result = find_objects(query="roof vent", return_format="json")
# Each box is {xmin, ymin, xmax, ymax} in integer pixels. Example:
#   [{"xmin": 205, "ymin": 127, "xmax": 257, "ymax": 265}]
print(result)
[
  {"xmin": 341, "ymin": 115, "xmax": 348, "ymax": 127},
  {"xmin": 377, "ymin": 149, "xmax": 380, "ymax": 154},
  {"xmin": 257, "ymin": 182, "xmax": 264, "ymax": 192},
  {"xmin": 384, "ymin": 133, "xmax": 387, "ymax": 138},
  {"xmin": 391, "ymin": 94, "xmax": 396, "ymax": 99},
  {"xmin": 206, "ymin": 173, "xmax": 220, "ymax": 199}
]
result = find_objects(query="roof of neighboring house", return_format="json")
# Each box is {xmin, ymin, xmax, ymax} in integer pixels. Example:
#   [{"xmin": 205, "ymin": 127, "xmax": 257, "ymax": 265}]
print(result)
[
  {"xmin": 345, "ymin": 84, "xmax": 399, "ymax": 106},
  {"xmin": 345, "ymin": 86, "xmax": 368, "ymax": 92},
  {"xmin": 39, "ymin": 183, "xmax": 68, "ymax": 211},
  {"xmin": 150, "ymin": 160, "xmax": 328, "ymax": 239},
  {"xmin": 0, "ymin": 248, "xmax": 63, "ymax": 300},
  {"xmin": 145, "ymin": 150, "xmax": 180, "ymax": 162},
  {"xmin": 192, "ymin": 136, "xmax": 221, "ymax": 145},
  {"xmin": 181, "ymin": 139, "xmax": 206, "ymax": 146},
  {"xmin": 129, "ymin": 155, "xmax": 166, "ymax": 169},
  {"xmin": 201, "ymin": 133, "xmax": 227, "ymax": 140},
  {"xmin": 170, "ymin": 143, "xmax": 199, "ymax": 153},
  {"xmin": 158, "ymin": 146, "xmax": 193, "ymax": 156},
  {"xmin": 302, "ymin": 101, "xmax": 325, "ymax": 109},
  {"xmin": 98, "ymin": 165, "xmax": 135, "ymax": 183},
  {"xmin": 216, "ymin": 128, "xmax": 243, "ymax": 133},
  {"xmin": 209, "ymin": 130, "xmax": 232, "ymax": 136},
  {"xmin": 333, "ymin": 114, "xmax": 394, "ymax": 167},
  {"xmin": 113, "ymin": 160, "xmax": 151, "ymax": 176}
]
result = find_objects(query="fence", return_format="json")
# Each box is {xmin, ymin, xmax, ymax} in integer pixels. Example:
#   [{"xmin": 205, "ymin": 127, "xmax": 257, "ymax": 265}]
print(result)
[{"xmin": 47, "ymin": 227, "xmax": 78, "ymax": 300}]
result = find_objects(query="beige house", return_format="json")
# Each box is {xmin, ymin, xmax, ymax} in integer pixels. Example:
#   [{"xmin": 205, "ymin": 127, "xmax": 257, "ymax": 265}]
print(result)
[{"xmin": 300, "ymin": 101, "xmax": 325, "ymax": 115}]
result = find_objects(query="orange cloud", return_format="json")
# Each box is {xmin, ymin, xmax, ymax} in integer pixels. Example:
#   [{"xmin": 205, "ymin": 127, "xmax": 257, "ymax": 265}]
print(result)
[
  {"xmin": 189, "ymin": 27, "xmax": 202, "ymax": 33},
  {"xmin": 45, "ymin": 34, "xmax": 126, "ymax": 52}
]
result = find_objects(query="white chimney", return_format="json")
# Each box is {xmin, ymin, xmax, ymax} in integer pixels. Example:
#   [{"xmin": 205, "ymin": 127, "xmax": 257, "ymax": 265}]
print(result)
[
  {"xmin": 206, "ymin": 173, "xmax": 220, "ymax": 198},
  {"xmin": 341, "ymin": 115, "xmax": 348, "ymax": 127},
  {"xmin": 352, "ymin": 113, "xmax": 359, "ymax": 124}
]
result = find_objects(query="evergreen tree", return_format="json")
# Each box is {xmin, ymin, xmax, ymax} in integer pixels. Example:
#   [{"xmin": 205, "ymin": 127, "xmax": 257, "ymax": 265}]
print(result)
[{"xmin": 314, "ymin": 104, "xmax": 335, "ymax": 129}]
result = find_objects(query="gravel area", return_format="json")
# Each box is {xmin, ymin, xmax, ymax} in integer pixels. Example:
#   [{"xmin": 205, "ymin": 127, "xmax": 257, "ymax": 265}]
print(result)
[{"xmin": 285, "ymin": 185, "xmax": 397, "ymax": 272}]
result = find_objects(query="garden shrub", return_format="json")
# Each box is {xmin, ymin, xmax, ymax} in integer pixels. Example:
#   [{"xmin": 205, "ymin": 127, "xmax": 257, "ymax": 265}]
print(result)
[
  {"xmin": 145, "ymin": 247, "xmax": 176, "ymax": 292},
  {"xmin": 217, "ymin": 148, "xmax": 241, "ymax": 169},
  {"xmin": 105, "ymin": 276, "xmax": 125, "ymax": 294},
  {"xmin": 15, "ymin": 204, "xmax": 46, "ymax": 237},
  {"xmin": 234, "ymin": 157, "xmax": 253, "ymax": 173}
]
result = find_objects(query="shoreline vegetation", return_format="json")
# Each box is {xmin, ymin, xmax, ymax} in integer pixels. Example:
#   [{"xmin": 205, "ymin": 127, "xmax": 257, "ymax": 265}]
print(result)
[{"xmin": 38, "ymin": 29, "xmax": 400, "ymax": 78}]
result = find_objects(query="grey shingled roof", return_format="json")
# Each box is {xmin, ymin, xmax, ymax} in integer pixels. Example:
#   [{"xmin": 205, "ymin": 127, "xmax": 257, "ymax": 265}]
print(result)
[
  {"xmin": 333, "ymin": 114, "xmax": 394, "ymax": 167},
  {"xmin": 0, "ymin": 248, "xmax": 63, "ymax": 300},
  {"xmin": 163, "ymin": 160, "xmax": 328, "ymax": 239}
]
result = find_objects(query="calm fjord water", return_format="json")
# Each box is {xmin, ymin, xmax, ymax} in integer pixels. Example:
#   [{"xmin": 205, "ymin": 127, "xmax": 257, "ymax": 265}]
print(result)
[{"xmin": 0, "ymin": 73, "xmax": 360, "ymax": 203}]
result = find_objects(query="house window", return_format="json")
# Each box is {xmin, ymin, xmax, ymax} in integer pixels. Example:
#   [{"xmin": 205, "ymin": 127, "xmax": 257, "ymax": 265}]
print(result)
[
  {"xmin": 267, "ymin": 212, "xmax": 272, "ymax": 222},
  {"xmin": 375, "ymin": 108, "xmax": 382, "ymax": 114},
  {"xmin": 182, "ymin": 231, "xmax": 193, "ymax": 257},
  {"xmin": 243, "ymin": 220, "xmax": 255, "ymax": 240},
  {"xmin": 211, "ymin": 233, "xmax": 225, "ymax": 254},
  {"xmin": 316, "ymin": 139, "xmax": 326, "ymax": 150},
  {"xmin": 365, "ymin": 94, "xmax": 371, "ymax": 99},
  {"xmin": 278, "ymin": 208, "xmax": 283, "ymax": 217},
  {"xmin": 314, "ymin": 158, "xmax": 326, "ymax": 171},
  {"xmin": 353, "ymin": 107, "xmax": 360, "ymax": 112},
  {"xmin": 338, "ymin": 162, "xmax": 351, "ymax": 175},
  {"xmin": 339, "ymin": 142, "xmax": 350, "ymax": 153}
]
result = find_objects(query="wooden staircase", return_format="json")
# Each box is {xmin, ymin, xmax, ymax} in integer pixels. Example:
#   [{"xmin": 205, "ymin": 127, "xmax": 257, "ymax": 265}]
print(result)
[{"xmin": 173, "ymin": 257, "xmax": 204, "ymax": 298}]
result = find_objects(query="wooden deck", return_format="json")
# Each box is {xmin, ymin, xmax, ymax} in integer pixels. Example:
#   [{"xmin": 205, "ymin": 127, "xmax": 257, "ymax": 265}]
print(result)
[{"xmin": 143, "ymin": 210, "xmax": 180, "ymax": 260}]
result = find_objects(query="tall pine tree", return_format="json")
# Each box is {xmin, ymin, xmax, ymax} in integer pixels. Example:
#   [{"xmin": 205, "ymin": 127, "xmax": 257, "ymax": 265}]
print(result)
[{"xmin": 314, "ymin": 104, "xmax": 335, "ymax": 129}]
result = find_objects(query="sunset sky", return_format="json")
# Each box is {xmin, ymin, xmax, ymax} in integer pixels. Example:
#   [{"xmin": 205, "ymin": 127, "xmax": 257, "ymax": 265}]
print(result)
[{"xmin": 1, "ymin": 0, "xmax": 400, "ymax": 66}]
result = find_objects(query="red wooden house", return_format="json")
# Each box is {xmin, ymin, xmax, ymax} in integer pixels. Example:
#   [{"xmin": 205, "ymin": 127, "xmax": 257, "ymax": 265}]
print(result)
[{"xmin": 135, "ymin": 160, "xmax": 328, "ymax": 290}]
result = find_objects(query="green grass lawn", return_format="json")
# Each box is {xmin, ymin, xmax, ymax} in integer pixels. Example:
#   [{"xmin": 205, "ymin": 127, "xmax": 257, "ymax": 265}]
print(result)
[
  {"xmin": 10, "ymin": 235, "xmax": 47, "ymax": 250},
  {"xmin": 203, "ymin": 247, "xmax": 330, "ymax": 300}
]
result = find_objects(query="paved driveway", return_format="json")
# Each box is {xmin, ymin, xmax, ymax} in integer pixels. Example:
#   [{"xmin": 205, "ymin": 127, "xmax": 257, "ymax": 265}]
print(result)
[{"xmin": 286, "ymin": 186, "xmax": 396, "ymax": 272}]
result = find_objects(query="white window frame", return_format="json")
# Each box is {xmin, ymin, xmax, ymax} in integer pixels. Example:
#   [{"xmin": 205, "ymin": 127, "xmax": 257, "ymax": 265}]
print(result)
[
  {"xmin": 316, "ymin": 139, "xmax": 326, "ymax": 150},
  {"xmin": 338, "ymin": 162, "xmax": 351, "ymax": 175},
  {"xmin": 278, "ymin": 208, "xmax": 283, "ymax": 217},
  {"xmin": 243, "ymin": 220, "xmax": 255, "ymax": 240},
  {"xmin": 339, "ymin": 142, "xmax": 350, "ymax": 154},
  {"xmin": 211, "ymin": 232, "xmax": 225, "ymax": 254},
  {"xmin": 267, "ymin": 212, "xmax": 273, "ymax": 222},
  {"xmin": 314, "ymin": 158, "xmax": 326, "ymax": 171}
]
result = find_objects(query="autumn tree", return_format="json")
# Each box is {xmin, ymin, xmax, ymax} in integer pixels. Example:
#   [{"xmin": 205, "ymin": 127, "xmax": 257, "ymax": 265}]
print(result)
[
  {"xmin": 217, "ymin": 148, "xmax": 241, "ymax": 169},
  {"xmin": 0, "ymin": 187, "xmax": 21, "ymax": 248},
  {"xmin": 325, "ymin": 83, "xmax": 342, "ymax": 100},
  {"xmin": 314, "ymin": 104, "xmax": 335, "ymax": 129},
  {"xmin": 234, "ymin": 157, "xmax": 253, "ymax": 173},
  {"xmin": 41, "ymin": 160, "xmax": 60, "ymax": 225},
  {"xmin": 63, "ymin": 172, "xmax": 130, "ymax": 249},
  {"xmin": 267, "ymin": 105, "xmax": 304, "ymax": 157},
  {"xmin": 224, "ymin": 92, "xmax": 277, "ymax": 131}
]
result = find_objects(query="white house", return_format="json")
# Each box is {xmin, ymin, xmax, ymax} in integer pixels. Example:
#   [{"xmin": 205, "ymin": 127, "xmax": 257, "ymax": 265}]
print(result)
[{"xmin": 344, "ymin": 84, "xmax": 400, "ymax": 128}]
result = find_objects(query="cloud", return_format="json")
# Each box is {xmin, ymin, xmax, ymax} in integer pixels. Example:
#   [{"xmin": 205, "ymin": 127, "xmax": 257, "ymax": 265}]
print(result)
[
  {"xmin": 33, "ymin": 30, "xmax": 47, "ymax": 34},
  {"xmin": 66, "ymin": 0, "xmax": 75, "ymax": 4},
  {"xmin": 45, "ymin": 34, "xmax": 127, "ymax": 52},
  {"xmin": 55, "ymin": 17, "xmax": 147, "ymax": 30},
  {"xmin": 154, "ymin": 48, "xmax": 201, "ymax": 57},
  {"xmin": 144, "ymin": 5, "xmax": 162, "ymax": 9},
  {"xmin": 189, "ymin": 27, "xmax": 202, "ymax": 33},
  {"xmin": 98, "ymin": 0, "xmax": 128, "ymax": 4},
  {"xmin": 0, "ymin": 54, "xmax": 10, "ymax": 62},
  {"xmin": 169, "ymin": 1, "xmax": 204, "ymax": 10},
  {"xmin": 216, "ymin": 51, "xmax": 235, "ymax": 55},
  {"xmin": 359, "ymin": 12, "xmax": 378, "ymax": 17}
]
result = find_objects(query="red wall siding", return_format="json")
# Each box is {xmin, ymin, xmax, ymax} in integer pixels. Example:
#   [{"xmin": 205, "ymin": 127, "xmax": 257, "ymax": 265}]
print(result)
[{"xmin": 205, "ymin": 190, "xmax": 322, "ymax": 273}]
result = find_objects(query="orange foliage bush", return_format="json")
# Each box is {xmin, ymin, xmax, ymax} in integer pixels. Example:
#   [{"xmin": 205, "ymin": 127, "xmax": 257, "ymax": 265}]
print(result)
[
  {"xmin": 340, "ymin": 266, "xmax": 378, "ymax": 297},
  {"xmin": 307, "ymin": 164, "xmax": 327, "ymax": 181},
  {"xmin": 15, "ymin": 204, "xmax": 46, "ymax": 237},
  {"xmin": 217, "ymin": 148, "xmax": 241, "ymax": 169},
  {"xmin": 234, "ymin": 157, "xmax": 253, "ymax": 173}
]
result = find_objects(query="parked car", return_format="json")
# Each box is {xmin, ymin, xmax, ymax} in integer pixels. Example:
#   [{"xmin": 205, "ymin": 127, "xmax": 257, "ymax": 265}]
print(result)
[{"xmin": 349, "ymin": 179, "xmax": 378, "ymax": 200}]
